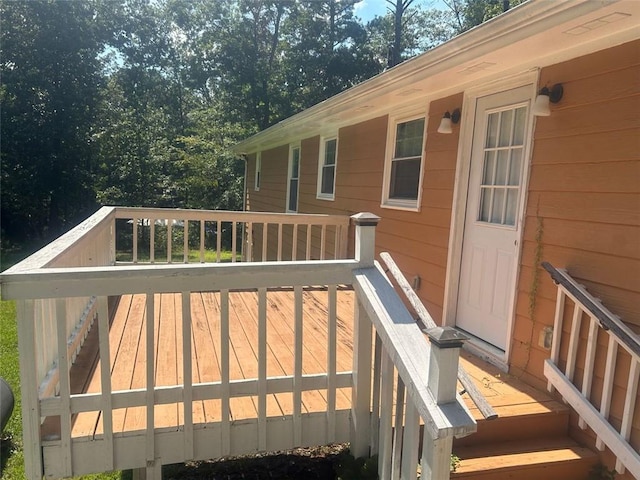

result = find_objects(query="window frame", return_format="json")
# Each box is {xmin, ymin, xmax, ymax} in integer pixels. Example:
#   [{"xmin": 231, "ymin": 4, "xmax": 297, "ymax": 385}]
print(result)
[
  {"xmin": 254, "ymin": 152, "xmax": 261, "ymax": 191},
  {"xmin": 286, "ymin": 143, "xmax": 301, "ymax": 213},
  {"xmin": 381, "ymin": 112, "xmax": 428, "ymax": 211},
  {"xmin": 316, "ymin": 136, "xmax": 338, "ymax": 201}
]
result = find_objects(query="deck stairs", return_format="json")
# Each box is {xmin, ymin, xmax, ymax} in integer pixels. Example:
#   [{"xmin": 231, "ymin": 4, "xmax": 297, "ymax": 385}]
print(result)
[{"xmin": 450, "ymin": 353, "xmax": 598, "ymax": 480}]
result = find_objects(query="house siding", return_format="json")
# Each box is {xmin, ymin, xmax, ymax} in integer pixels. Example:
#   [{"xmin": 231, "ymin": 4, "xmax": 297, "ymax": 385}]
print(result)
[{"xmin": 509, "ymin": 40, "xmax": 640, "ymax": 469}]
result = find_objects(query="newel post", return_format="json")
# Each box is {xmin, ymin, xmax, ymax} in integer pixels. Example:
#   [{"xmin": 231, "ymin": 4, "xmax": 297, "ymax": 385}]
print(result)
[
  {"xmin": 422, "ymin": 326, "xmax": 468, "ymax": 480},
  {"xmin": 350, "ymin": 212, "xmax": 380, "ymax": 458}
]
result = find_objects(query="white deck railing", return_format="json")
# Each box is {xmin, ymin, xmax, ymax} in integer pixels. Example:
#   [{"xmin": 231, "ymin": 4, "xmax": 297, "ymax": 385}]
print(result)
[
  {"xmin": 0, "ymin": 209, "xmax": 475, "ymax": 480},
  {"xmin": 542, "ymin": 262, "xmax": 640, "ymax": 478},
  {"xmin": 112, "ymin": 207, "xmax": 349, "ymax": 263}
]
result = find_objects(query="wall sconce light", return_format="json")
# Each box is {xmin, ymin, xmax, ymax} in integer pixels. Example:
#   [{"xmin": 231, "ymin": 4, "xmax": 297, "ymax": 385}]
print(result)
[
  {"xmin": 532, "ymin": 83, "xmax": 564, "ymax": 117},
  {"xmin": 437, "ymin": 108, "xmax": 461, "ymax": 134}
]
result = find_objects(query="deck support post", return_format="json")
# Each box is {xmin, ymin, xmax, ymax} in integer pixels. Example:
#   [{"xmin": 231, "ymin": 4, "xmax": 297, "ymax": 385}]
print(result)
[
  {"xmin": 350, "ymin": 213, "xmax": 380, "ymax": 458},
  {"xmin": 421, "ymin": 326, "xmax": 467, "ymax": 480}
]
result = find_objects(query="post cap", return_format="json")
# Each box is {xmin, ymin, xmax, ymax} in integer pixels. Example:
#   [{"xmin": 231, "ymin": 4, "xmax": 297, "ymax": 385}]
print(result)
[
  {"xmin": 350, "ymin": 212, "xmax": 381, "ymax": 227},
  {"xmin": 425, "ymin": 326, "xmax": 468, "ymax": 349}
]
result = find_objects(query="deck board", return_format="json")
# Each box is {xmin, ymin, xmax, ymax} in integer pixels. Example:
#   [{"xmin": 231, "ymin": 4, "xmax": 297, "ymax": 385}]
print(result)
[{"xmin": 67, "ymin": 287, "xmax": 356, "ymax": 439}]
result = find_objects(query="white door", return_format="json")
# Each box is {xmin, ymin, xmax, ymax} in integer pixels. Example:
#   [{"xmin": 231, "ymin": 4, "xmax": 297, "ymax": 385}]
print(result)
[{"xmin": 456, "ymin": 86, "xmax": 532, "ymax": 351}]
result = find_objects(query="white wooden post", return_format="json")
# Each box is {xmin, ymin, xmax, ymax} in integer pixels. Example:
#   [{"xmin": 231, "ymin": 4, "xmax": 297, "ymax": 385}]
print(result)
[
  {"xmin": 421, "ymin": 326, "xmax": 467, "ymax": 480},
  {"xmin": 350, "ymin": 212, "xmax": 380, "ymax": 458}
]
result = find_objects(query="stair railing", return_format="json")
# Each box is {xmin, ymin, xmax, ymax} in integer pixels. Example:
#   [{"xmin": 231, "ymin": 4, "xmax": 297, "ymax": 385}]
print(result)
[
  {"xmin": 350, "ymin": 214, "xmax": 476, "ymax": 480},
  {"xmin": 542, "ymin": 262, "xmax": 640, "ymax": 478}
]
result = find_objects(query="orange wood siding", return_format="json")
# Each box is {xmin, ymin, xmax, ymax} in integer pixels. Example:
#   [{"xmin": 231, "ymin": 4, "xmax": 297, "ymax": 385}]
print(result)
[
  {"xmin": 244, "ymin": 99, "xmax": 462, "ymax": 323},
  {"xmin": 246, "ymin": 145, "xmax": 289, "ymax": 214},
  {"xmin": 508, "ymin": 40, "xmax": 640, "ymax": 468}
]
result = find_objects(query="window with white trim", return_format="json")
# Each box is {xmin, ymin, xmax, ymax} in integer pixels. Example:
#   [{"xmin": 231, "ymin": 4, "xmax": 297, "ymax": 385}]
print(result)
[
  {"xmin": 382, "ymin": 115, "xmax": 426, "ymax": 209},
  {"xmin": 254, "ymin": 152, "xmax": 261, "ymax": 191},
  {"xmin": 317, "ymin": 137, "xmax": 337, "ymax": 200},
  {"xmin": 287, "ymin": 144, "xmax": 300, "ymax": 212}
]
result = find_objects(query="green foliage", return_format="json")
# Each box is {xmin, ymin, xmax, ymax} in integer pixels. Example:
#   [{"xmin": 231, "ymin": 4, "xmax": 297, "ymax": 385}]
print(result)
[
  {"xmin": 0, "ymin": 0, "xmax": 482, "ymax": 253},
  {"xmin": 450, "ymin": 453, "xmax": 461, "ymax": 472},
  {"xmin": 335, "ymin": 452, "xmax": 378, "ymax": 480}
]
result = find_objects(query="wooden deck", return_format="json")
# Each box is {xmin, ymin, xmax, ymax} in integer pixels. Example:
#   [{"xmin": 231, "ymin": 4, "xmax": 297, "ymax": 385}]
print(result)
[
  {"xmin": 62, "ymin": 287, "xmax": 355, "ymax": 440},
  {"xmin": 56, "ymin": 286, "xmax": 566, "ymax": 442}
]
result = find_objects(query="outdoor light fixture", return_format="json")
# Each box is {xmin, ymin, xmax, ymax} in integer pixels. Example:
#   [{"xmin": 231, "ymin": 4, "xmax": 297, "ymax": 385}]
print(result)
[
  {"xmin": 532, "ymin": 83, "xmax": 564, "ymax": 116},
  {"xmin": 437, "ymin": 108, "xmax": 461, "ymax": 134}
]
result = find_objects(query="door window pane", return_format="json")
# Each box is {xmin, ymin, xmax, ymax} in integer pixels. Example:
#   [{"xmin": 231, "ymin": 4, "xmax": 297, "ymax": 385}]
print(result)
[
  {"xmin": 498, "ymin": 109, "xmax": 513, "ymax": 147},
  {"xmin": 513, "ymin": 107, "xmax": 527, "ymax": 145},
  {"xmin": 505, "ymin": 189, "xmax": 518, "ymax": 226},
  {"xmin": 482, "ymin": 151, "xmax": 495, "ymax": 185},
  {"xmin": 491, "ymin": 189, "xmax": 505, "ymax": 224},
  {"xmin": 485, "ymin": 112, "xmax": 499, "ymax": 148},
  {"xmin": 508, "ymin": 149, "xmax": 522, "ymax": 186},
  {"xmin": 495, "ymin": 150, "xmax": 509, "ymax": 186}
]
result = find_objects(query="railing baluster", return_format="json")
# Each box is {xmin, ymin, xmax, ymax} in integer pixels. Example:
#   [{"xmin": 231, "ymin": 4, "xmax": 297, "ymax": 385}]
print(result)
[
  {"xmin": 596, "ymin": 334, "xmax": 618, "ymax": 450},
  {"xmin": 293, "ymin": 285, "xmax": 303, "ymax": 446},
  {"xmin": 258, "ymin": 287, "xmax": 267, "ymax": 451},
  {"xmin": 261, "ymin": 223, "xmax": 268, "ymax": 261},
  {"xmin": 292, "ymin": 224, "xmax": 298, "ymax": 260},
  {"xmin": 183, "ymin": 221, "xmax": 189, "ymax": 263},
  {"xmin": 306, "ymin": 225, "xmax": 312, "ymax": 260},
  {"xmin": 97, "ymin": 296, "xmax": 114, "ymax": 471},
  {"xmin": 320, "ymin": 224, "xmax": 326, "ymax": 260},
  {"xmin": 216, "ymin": 220, "xmax": 222, "ymax": 263},
  {"xmin": 277, "ymin": 223, "xmax": 283, "ymax": 261},
  {"xmin": 548, "ymin": 288, "xmax": 566, "ymax": 392},
  {"xmin": 199, "ymin": 220, "xmax": 205, "ymax": 263},
  {"xmin": 565, "ymin": 304, "xmax": 583, "ymax": 382},
  {"xmin": 150, "ymin": 220, "xmax": 155, "ymax": 263},
  {"xmin": 220, "ymin": 289, "xmax": 231, "ymax": 455},
  {"xmin": 247, "ymin": 222, "xmax": 253, "ymax": 261},
  {"xmin": 133, "ymin": 218, "xmax": 138, "ymax": 263},
  {"xmin": 56, "ymin": 299, "xmax": 72, "ymax": 476},
  {"xmin": 167, "ymin": 221, "xmax": 173, "ymax": 264},
  {"xmin": 333, "ymin": 226, "xmax": 339, "ymax": 259},
  {"xmin": 391, "ymin": 376, "xmax": 405, "ymax": 480},
  {"xmin": 578, "ymin": 316, "xmax": 599, "ymax": 429},
  {"xmin": 181, "ymin": 292, "xmax": 194, "ymax": 459},
  {"xmin": 327, "ymin": 284, "xmax": 337, "ymax": 443},
  {"xmin": 145, "ymin": 293, "xmax": 156, "ymax": 472},
  {"xmin": 370, "ymin": 334, "xmax": 382, "ymax": 456},
  {"xmin": 616, "ymin": 358, "xmax": 639, "ymax": 474},
  {"xmin": 17, "ymin": 300, "xmax": 43, "ymax": 480},
  {"xmin": 232, "ymin": 221, "xmax": 237, "ymax": 263},
  {"xmin": 378, "ymin": 350, "xmax": 394, "ymax": 480},
  {"xmin": 400, "ymin": 400, "xmax": 420, "ymax": 480}
]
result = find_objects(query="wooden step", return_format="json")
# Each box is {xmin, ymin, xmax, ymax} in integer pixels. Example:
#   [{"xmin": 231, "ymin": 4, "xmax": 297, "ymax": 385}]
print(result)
[
  {"xmin": 450, "ymin": 437, "xmax": 598, "ymax": 480},
  {"xmin": 455, "ymin": 395, "xmax": 570, "ymax": 447}
]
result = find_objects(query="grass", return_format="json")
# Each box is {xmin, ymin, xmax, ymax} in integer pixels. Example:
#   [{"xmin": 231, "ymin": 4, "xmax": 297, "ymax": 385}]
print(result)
[
  {"xmin": 0, "ymin": 299, "xmax": 128, "ymax": 480},
  {"xmin": 116, "ymin": 248, "xmax": 241, "ymax": 263}
]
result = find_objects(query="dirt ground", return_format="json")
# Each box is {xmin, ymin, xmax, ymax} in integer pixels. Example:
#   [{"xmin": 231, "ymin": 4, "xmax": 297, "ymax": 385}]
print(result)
[{"xmin": 162, "ymin": 444, "xmax": 353, "ymax": 480}]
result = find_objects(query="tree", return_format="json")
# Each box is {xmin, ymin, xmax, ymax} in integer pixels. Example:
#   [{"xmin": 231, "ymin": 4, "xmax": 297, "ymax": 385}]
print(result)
[
  {"xmin": 442, "ymin": 0, "xmax": 526, "ymax": 33},
  {"xmin": 365, "ymin": 6, "xmax": 455, "ymax": 69},
  {"xmin": 1, "ymin": 1, "xmax": 109, "ymax": 244}
]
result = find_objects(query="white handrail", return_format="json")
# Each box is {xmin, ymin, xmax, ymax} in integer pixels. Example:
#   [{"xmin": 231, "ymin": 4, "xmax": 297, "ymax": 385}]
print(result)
[
  {"xmin": 543, "ymin": 262, "xmax": 640, "ymax": 478},
  {"xmin": 1, "ymin": 210, "xmax": 476, "ymax": 480}
]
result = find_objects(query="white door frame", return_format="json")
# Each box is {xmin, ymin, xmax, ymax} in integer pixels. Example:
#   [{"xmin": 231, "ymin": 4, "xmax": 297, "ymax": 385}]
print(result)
[{"xmin": 442, "ymin": 70, "xmax": 539, "ymax": 366}]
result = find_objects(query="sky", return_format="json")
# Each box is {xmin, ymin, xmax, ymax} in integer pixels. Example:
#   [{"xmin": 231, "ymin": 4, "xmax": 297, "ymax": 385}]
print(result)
[{"xmin": 354, "ymin": 0, "xmax": 449, "ymax": 22}]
